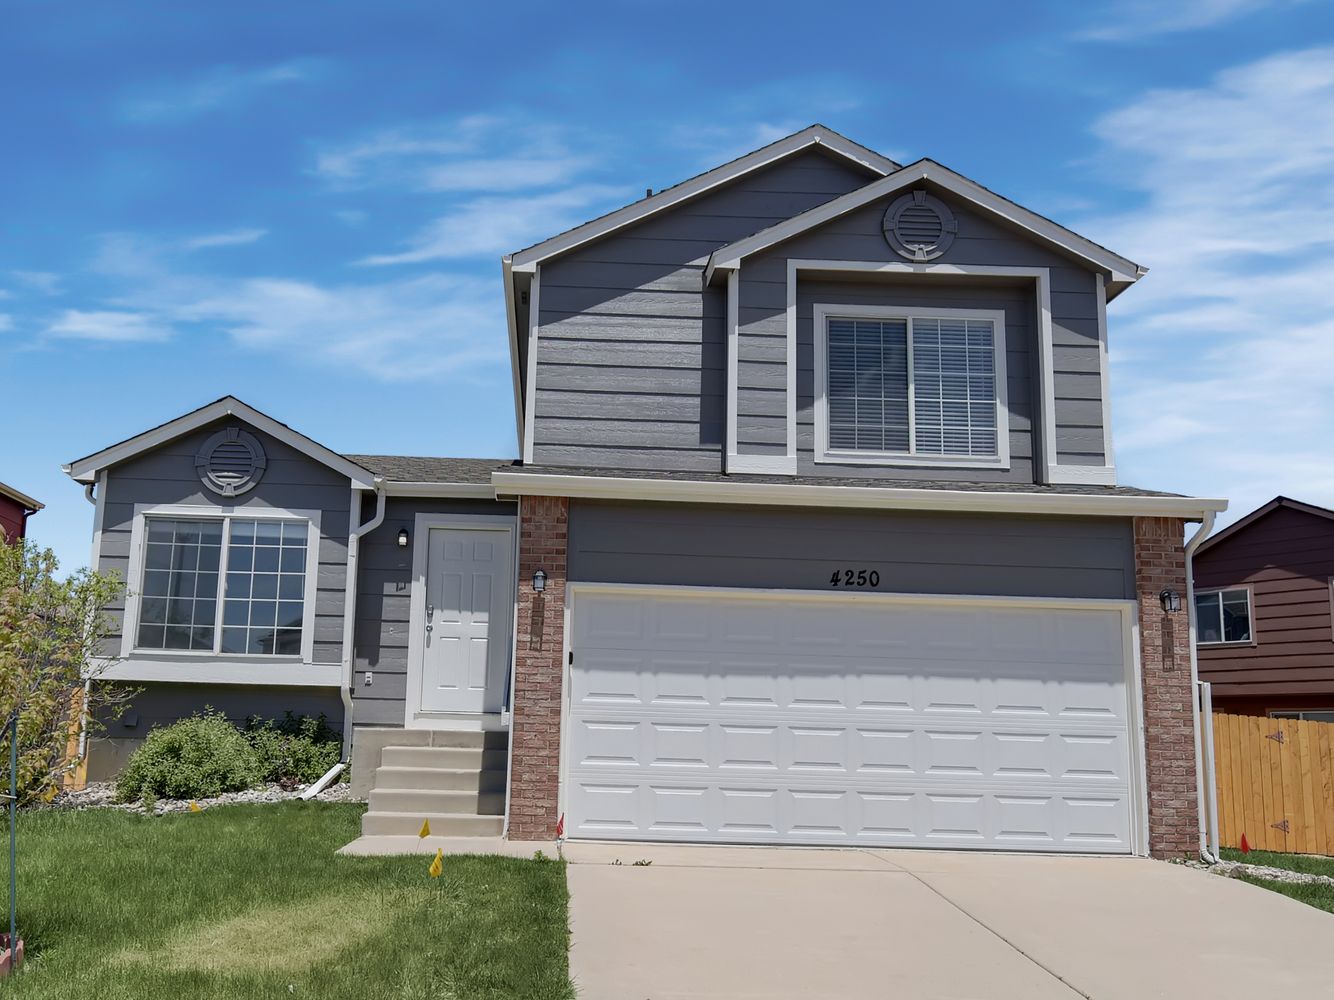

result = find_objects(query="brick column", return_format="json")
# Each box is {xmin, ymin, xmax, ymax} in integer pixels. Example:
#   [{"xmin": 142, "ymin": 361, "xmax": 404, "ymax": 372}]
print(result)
[
  {"xmin": 508, "ymin": 495, "xmax": 568, "ymax": 841},
  {"xmin": 1134, "ymin": 516, "xmax": 1200, "ymax": 858}
]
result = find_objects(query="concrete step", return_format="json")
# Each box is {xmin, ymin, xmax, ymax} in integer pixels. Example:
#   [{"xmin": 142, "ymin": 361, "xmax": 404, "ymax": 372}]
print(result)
[
  {"xmin": 361, "ymin": 810, "xmax": 504, "ymax": 837},
  {"xmin": 373, "ymin": 765, "xmax": 506, "ymax": 793},
  {"xmin": 380, "ymin": 745, "xmax": 507, "ymax": 770},
  {"xmin": 368, "ymin": 787, "xmax": 506, "ymax": 816}
]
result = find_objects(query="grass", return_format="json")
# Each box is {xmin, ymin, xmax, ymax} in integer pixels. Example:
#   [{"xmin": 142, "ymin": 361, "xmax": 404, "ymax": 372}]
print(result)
[
  {"xmin": 0, "ymin": 803, "xmax": 574, "ymax": 999},
  {"xmin": 1220, "ymin": 848, "xmax": 1334, "ymax": 915}
]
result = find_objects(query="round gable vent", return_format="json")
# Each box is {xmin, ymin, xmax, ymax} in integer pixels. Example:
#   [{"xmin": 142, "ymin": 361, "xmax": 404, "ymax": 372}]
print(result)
[
  {"xmin": 196, "ymin": 427, "xmax": 267, "ymax": 497},
  {"xmin": 883, "ymin": 190, "xmax": 958, "ymax": 261}
]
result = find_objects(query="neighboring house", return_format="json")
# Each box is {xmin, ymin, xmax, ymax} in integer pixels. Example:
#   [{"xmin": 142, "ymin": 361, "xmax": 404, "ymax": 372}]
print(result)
[
  {"xmin": 65, "ymin": 125, "xmax": 1226, "ymax": 859},
  {"xmin": 0, "ymin": 480, "xmax": 42, "ymax": 542},
  {"xmin": 1195, "ymin": 496, "xmax": 1334, "ymax": 722}
]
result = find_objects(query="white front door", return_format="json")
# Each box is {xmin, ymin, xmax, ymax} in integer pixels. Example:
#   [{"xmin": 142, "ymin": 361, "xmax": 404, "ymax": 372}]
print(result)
[
  {"xmin": 565, "ymin": 586, "xmax": 1140, "ymax": 853},
  {"xmin": 418, "ymin": 526, "xmax": 513, "ymax": 716}
]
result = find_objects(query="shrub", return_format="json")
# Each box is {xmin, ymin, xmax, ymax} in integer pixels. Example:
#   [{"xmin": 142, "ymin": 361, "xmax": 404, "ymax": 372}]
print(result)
[
  {"xmin": 244, "ymin": 713, "xmax": 342, "ymax": 789},
  {"xmin": 116, "ymin": 711, "xmax": 262, "ymax": 802}
]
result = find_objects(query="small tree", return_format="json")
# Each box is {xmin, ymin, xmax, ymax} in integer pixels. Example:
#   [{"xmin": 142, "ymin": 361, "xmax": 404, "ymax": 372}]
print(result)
[{"xmin": 0, "ymin": 540, "xmax": 127, "ymax": 804}]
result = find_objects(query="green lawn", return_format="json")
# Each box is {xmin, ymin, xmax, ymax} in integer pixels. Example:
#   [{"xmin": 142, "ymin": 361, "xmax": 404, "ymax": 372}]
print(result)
[
  {"xmin": 1221, "ymin": 848, "xmax": 1334, "ymax": 915},
  {"xmin": 0, "ymin": 803, "xmax": 574, "ymax": 999}
]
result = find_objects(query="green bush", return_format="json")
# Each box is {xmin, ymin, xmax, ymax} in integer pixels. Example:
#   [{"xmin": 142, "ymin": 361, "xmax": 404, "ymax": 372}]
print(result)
[
  {"xmin": 116, "ymin": 711, "xmax": 262, "ymax": 802},
  {"xmin": 244, "ymin": 713, "xmax": 342, "ymax": 789}
]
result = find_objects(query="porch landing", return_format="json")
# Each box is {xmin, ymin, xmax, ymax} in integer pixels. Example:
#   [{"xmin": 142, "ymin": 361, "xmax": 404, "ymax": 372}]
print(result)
[{"xmin": 337, "ymin": 835, "xmax": 556, "ymax": 858}]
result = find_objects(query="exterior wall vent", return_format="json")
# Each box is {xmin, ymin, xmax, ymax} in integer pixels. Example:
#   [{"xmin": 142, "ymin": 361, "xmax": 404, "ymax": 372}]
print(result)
[
  {"xmin": 883, "ymin": 190, "xmax": 958, "ymax": 261},
  {"xmin": 196, "ymin": 427, "xmax": 267, "ymax": 497}
]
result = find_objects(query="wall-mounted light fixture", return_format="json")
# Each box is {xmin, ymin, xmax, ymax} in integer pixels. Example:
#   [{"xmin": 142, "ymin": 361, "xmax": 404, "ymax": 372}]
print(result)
[
  {"xmin": 533, "ymin": 568, "xmax": 547, "ymax": 593},
  {"xmin": 1159, "ymin": 589, "xmax": 1182, "ymax": 613},
  {"xmin": 397, "ymin": 528, "xmax": 409, "ymax": 548}
]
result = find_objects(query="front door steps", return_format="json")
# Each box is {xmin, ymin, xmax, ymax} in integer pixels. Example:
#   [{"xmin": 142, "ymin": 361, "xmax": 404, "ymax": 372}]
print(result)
[{"xmin": 359, "ymin": 730, "xmax": 508, "ymax": 838}]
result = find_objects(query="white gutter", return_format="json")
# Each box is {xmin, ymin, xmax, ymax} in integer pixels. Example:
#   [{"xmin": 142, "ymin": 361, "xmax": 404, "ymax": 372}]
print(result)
[
  {"xmin": 493, "ymin": 471, "xmax": 1228, "ymax": 521},
  {"xmin": 340, "ymin": 481, "xmax": 387, "ymax": 761},
  {"xmin": 1185, "ymin": 511, "xmax": 1218, "ymax": 861}
]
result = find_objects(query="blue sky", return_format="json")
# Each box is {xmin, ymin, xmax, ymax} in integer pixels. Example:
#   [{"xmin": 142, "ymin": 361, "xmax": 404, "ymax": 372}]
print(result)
[{"xmin": 5, "ymin": 0, "xmax": 1334, "ymax": 572}]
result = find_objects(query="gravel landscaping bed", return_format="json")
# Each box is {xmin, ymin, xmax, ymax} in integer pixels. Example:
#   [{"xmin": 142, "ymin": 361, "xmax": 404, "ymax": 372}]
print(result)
[
  {"xmin": 46, "ymin": 780, "xmax": 359, "ymax": 815},
  {"xmin": 1183, "ymin": 857, "xmax": 1334, "ymax": 888}
]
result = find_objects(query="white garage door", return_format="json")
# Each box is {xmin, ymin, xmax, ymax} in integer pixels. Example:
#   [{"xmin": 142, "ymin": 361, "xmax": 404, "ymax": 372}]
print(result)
[{"xmin": 565, "ymin": 586, "xmax": 1139, "ymax": 854}]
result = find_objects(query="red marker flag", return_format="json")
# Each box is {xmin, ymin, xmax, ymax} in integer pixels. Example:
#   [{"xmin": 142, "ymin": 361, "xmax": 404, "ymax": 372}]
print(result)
[
  {"xmin": 1239, "ymin": 833, "xmax": 1251, "ymax": 854},
  {"xmin": 555, "ymin": 813, "xmax": 565, "ymax": 840}
]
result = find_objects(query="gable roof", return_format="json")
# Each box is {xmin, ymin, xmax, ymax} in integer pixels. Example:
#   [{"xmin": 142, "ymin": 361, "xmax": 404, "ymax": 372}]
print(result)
[
  {"xmin": 1196, "ymin": 495, "xmax": 1334, "ymax": 555},
  {"xmin": 64, "ymin": 396, "xmax": 378, "ymax": 489},
  {"xmin": 0, "ymin": 481, "xmax": 42, "ymax": 512},
  {"xmin": 506, "ymin": 124, "xmax": 899, "ymax": 270},
  {"xmin": 702, "ymin": 158, "xmax": 1146, "ymax": 298}
]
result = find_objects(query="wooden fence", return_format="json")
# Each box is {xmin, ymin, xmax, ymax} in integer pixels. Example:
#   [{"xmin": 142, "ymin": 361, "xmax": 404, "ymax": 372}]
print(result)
[{"xmin": 1212, "ymin": 712, "xmax": 1334, "ymax": 855}]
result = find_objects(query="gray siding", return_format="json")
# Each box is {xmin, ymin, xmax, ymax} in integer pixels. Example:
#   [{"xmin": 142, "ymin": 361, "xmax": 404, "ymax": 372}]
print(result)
[
  {"xmin": 568, "ymin": 501, "xmax": 1135, "ymax": 600},
  {"xmin": 532, "ymin": 148, "xmax": 878, "ymax": 472},
  {"xmin": 742, "ymin": 185, "xmax": 1108, "ymax": 474},
  {"xmin": 97, "ymin": 418, "xmax": 352, "ymax": 667},
  {"xmin": 88, "ymin": 682, "xmax": 344, "ymax": 781},
  {"xmin": 351, "ymin": 496, "xmax": 517, "ymax": 727}
]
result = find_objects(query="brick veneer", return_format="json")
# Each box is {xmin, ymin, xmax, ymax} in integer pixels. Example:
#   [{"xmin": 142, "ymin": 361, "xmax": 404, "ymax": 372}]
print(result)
[
  {"xmin": 508, "ymin": 495, "xmax": 568, "ymax": 841},
  {"xmin": 1134, "ymin": 516, "xmax": 1200, "ymax": 858}
]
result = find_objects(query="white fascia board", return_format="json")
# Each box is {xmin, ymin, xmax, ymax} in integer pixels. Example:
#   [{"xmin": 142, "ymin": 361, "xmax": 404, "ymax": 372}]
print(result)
[
  {"xmin": 508, "ymin": 126, "xmax": 897, "ymax": 270},
  {"xmin": 704, "ymin": 160, "xmax": 1144, "ymax": 288},
  {"xmin": 64, "ymin": 396, "xmax": 377, "ymax": 489},
  {"xmin": 503, "ymin": 256, "xmax": 524, "ymax": 455},
  {"xmin": 381, "ymin": 480, "xmax": 497, "ymax": 499},
  {"xmin": 492, "ymin": 470, "xmax": 1227, "ymax": 520}
]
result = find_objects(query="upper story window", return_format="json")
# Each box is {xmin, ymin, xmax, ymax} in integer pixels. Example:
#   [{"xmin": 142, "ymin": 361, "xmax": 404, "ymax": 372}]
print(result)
[
  {"xmin": 1194, "ymin": 587, "xmax": 1252, "ymax": 645},
  {"xmin": 133, "ymin": 512, "xmax": 314, "ymax": 658},
  {"xmin": 814, "ymin": 305, "xmax": 1009, "ymax": 468}
]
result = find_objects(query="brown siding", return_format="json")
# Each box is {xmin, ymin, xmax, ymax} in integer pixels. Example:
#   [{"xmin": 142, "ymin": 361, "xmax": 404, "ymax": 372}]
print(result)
[
  {"xmin": 0, "ymin": 495, "xmax": 25, "ymax": 542},
  {"xmin": 1196, "ymin": 505, "xmax": 1334, "ymax": 709}
]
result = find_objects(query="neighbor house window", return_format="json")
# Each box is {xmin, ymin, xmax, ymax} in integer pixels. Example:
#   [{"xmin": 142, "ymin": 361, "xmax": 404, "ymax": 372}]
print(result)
[
  {"xmin": 816, "ymin": 307, "xmax": 1007, "ymax": 466},
  {"xmin": 1194, "ymin": 588, "xmax": 1252, "ymax": 644},
  {"xmin": 1271, "ymin": 710, "xmax": 1334, "ymax": 723},
  {"xmin": 136, "ymin": 514, "xmax": 310, "ymax": 656}
]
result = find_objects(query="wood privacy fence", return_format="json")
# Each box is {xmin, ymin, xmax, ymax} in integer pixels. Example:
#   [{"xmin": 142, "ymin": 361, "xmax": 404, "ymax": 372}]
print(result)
[{"xmin": 1212, "ymin": 712, "xmax": 1334, "ymax": 855}]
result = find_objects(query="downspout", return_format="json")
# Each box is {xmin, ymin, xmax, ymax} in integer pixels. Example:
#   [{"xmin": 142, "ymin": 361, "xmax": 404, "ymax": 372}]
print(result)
[
  {"xmin": 74, "ymin": 481, "xmax": 99, "ymax": 765},
  {"xmin": 340, "ymin": 481, "xmax": 386, "ymax": 762},
  {"xmin": 1185, "ymin": 511, "xmax": 1217, "ymax": 861}
]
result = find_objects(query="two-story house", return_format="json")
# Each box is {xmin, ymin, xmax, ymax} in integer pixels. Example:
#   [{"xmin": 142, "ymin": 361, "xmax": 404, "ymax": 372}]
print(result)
[{"xmin": 65, "ymin": 125, "xmax": 1225, "ymax": 858}]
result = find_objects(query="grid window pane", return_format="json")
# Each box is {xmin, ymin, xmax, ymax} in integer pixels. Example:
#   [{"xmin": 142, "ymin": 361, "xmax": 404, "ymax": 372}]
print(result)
[
  {"xmin": 220, "ymin": 519, "xmax": 306, "ymax": 656},
  {"xmin": 826, "ymin": 314, "xmax": 997, "ymax": 459},
  {"xmin": 137, "ymin": 515, "xmax": 307, "ymax": 656},
  {"xmin": 826, "ymin": 317, "xmax": 908, "ymax": 453},
  {"xmin": 136, "ymin": 518, "xmax": 219, "ymax": 650},
  {"xmin": 911, "ymin": 318, "xmax": 997, "ymax": 457}
]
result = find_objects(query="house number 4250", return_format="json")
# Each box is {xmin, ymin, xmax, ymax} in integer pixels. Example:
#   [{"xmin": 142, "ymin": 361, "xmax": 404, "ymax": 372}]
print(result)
[{"xmin": 830, "ymin": 569, "xmax": 880, "ymax": 588}]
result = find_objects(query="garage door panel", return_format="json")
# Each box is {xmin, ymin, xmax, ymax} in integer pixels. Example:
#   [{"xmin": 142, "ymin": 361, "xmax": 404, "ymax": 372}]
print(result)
[{"xmin": 567, "ymin": 589, "xmax": 1136, "ymax": 853}]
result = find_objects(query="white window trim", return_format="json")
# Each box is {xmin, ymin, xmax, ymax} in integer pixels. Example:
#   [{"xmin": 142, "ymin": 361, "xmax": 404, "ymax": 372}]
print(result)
[
  {"xmin": 1194, "ymin": 585, "xmax": 1256, "ymax": 647},
  {"xmin": 813, "ymin": 303, "xmax": 1010, "ymax": 469},
  {"xmin": 115, "ymin": 502, "xmax": 325, "ymax": 681}
]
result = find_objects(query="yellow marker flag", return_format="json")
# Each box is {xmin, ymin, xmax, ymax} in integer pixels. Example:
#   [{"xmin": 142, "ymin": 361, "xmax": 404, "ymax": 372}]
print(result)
[
  {"xmin": 428, "ymin": 848, "xmax": 443, "ymax": 878},
  {"xmin": 189, "ymin": 801, "xmax": 201, "ymax": 813},
  {"xmin": 419, "ymin": 818, "xmax": 431, "ymax": 839}
]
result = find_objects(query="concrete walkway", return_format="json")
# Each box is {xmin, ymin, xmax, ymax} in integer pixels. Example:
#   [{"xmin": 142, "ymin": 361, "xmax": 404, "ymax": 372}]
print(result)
[{"xmin": 563, "ymin": 843, "xmax": 1334, "ymax": 999}]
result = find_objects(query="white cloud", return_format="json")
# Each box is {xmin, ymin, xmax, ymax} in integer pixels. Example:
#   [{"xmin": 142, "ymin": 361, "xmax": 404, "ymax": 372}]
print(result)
[
  {"xmin": 10, "ymin": 270, "xmax": 62, "ymax": 295},
  {"xmin": 46, "ymin": 309, "xmax": 172, "ymax": 342},
  {"xmin": 1080, "ymin": 0, "xmax": 1306, "ymax": 41},
  {"xmin": 1081, "ymin": 46, "xmax": 1334, "ymax": 523},
  {"xmin": 0, "ymin": 314, "xmax": 13, "ymax": 332},
  {"xmin": 183, "ymin": 228, "xmax": 268, "ymax": 250},
  {"xmin": 358, "ymin": 184, "xmax": 629, "ymax": 265},
  {"xmin": 122, "ymin": 60, "xmax": 321, "ymax": 122}
]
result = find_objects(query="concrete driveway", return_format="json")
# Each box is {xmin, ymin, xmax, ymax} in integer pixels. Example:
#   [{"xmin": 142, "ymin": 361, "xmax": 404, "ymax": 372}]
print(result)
[{"xmin": 564, "ymin": 843, "xmax": 1334, "ymax": 999}]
